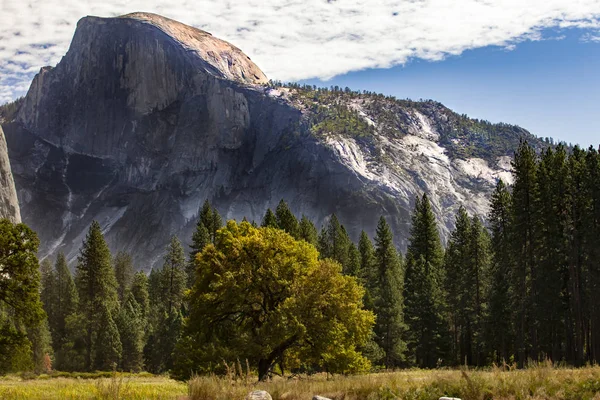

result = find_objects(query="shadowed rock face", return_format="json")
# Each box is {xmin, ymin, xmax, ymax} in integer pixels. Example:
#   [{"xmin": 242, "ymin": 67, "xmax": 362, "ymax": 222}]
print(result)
[
  {"xmin": 5, "ymin": 13, "xmax": 525, "ymax": 269},
  {"xmin": 0, "ymin": 126, "xmax": 20, "ymax": 223}
]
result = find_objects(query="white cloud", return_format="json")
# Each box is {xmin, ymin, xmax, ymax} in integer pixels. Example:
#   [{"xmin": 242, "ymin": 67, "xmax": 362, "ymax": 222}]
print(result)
[
  {"xmin": 581, "ymin": 31, "xmax": 600, "ymax": 42},
  {"xmin": 1, "ymin": 0, "xmax": 600, "ymax": 104}
]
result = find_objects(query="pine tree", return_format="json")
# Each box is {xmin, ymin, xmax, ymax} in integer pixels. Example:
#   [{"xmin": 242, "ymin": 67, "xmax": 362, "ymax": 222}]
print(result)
[
  {"xmin": 486, "ymin": 179, "xmax": 514, "ymax": 363},
  {"xmin": 317, "ymin": 225, "xmax": 331, "ymax": 258},
  {"xmin": 27, "ymin": 318, "xmax": 53, "ymax": 373},
  {"xmin": 50, "ymin": 252, "xmax": 79, "ymax": 370},
  {"xmin": 327, "ymin": 215, "xmax": 351, "ymax": 269},
  {"xmin": 130, "ymin": 272, "xmax": 149, "ymax": 323},
  {"xmin": 75, "ymin": 221, "xmax": 119, "ymax": 370},
  {"xmin": 39, "ymin": 259, "xmax": 55, "ymax": 325},
  {"xmin": 358, "ymin": 231, "xmax": 377, "ymax": 309},
  {"xmin": 199, "ymin": 200, "xmax": 213, "ymax": 237},
  {"xmin": 27, "ymin": 256, "xmax": 54, "ymax": 373},
  {"xmin": 211, "ymin": 207, "xmax": 223, "ymax": 242},
  {"xmin": 117, "ymin": 292, "xmax": 145, "ymax": 372},
  {"xmin": 162, "ymin": 236, "xmax": 187, "ymax": 315},
  {"xmin": 373, "ymin": 216, "xmax": 406, "ymax": 367},
  {"xmin": 298, "ymin": 215, "xmax": 318, "ymax": 246},
  {"xmin": 511, "ymin": 141, "xmax": 538, "ymax": 365},
  {"xmin": 275, "ymin": 199, "xmax": 299, "ymax": 238},
  {"xmin": 147, "ymin": 268, "xmax": 162, "ymax": 330},
  {"xmin": 404, "ymin": 194, "xmax": 448, "ymax": 368},
  {"xmin": 346, "ymin": 243, "xmax": 361, "ymax": 277},
  {"xmin": 316, "ymin": 214, "xmax": 352, "ymax": 269},
  {"xmin": 585, "ymin": 147, "xmax": 600, "ymax": 363},
  {"xmin": 534, "ymin": 146, "xmax": 570, "ymax": 362},
  {"xmin": 261, "ymin": 208, "xmax": 279, "ymax": 228},
  {"xmin": 145, "ymin": 237, "xmax": 186, "ymax": 373},
  {"xmin": 467, "ymin": 216, "xmax": 491, "ymax": 366},
  {"xmin": 94, "ymin": 304, "xmax": 122, "ymax": 371},
  {"xmin": 114, "ymin": 251, "xmax": 134, "ymax": 303},
  {"xmin": 154, "ymin": 310, "xmax": 183, "ymax": 372},
  {"xmin": 444, "ymin": 206, "xmax": 472, "ymax": 365},
  {"xmin": 187, "ymin": 219, "xmax": 210, "ymax": 288},
  {"xmin": 566, "ymin": 146, "xmax": 587, "ymax": 365}
]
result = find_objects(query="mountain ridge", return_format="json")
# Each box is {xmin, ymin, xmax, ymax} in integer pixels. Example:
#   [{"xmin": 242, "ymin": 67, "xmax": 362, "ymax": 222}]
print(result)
[{"xmin": 1, "ymin": 13, "xmax": 547, "ymax": 268}]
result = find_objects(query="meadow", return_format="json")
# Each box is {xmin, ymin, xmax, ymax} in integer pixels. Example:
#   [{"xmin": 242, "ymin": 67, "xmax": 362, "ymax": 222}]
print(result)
[{"xmin": 2, "ymin": 364, "xmax": 600, "ymax": 400}]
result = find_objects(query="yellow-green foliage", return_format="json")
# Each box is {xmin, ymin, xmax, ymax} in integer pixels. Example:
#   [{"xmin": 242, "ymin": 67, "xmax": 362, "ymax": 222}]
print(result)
[{"xmin": 177, "ymin": 221, "xmax": 374, "ymax": 380}]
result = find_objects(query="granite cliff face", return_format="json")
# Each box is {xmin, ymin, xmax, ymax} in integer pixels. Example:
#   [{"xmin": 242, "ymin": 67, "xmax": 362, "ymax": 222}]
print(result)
[
  {"xmin": 3, "ymin": 13, "xmax": 539, "ymax": 268},
  {"xmin": 0, "ymin": 125, "xmax": 20, "ymax": 223}
]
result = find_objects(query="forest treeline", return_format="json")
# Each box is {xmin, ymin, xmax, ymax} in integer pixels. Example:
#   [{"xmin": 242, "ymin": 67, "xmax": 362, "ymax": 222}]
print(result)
[{"xmin": 1, "ymin": 141, "xmax": 600, "ymax": 377}]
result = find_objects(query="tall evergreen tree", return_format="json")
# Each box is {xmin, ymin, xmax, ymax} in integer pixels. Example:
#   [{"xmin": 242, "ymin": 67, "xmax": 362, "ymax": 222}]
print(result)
[
  {"xmin": 328, "ymin": 215, "xmax": 350, "ymax": 269},
  {"xmin": 130, "ymin": 272, "xmax": 149, "ymax": 323},
  {"xmin": 317, "ymin": 214, "xmax": 352, "ymax": 270},
  {"xmin": 275, "ymin": 199, "xmax": 299, "ymax": 238},
  {"xmin": 39, "ymin": 259, "xmax": 54, "ymax": 318},
  {"xmin": 358, "ymin": 231, "xmax": 377, "ymax": 309},
  {"xmin": 511, "ymin": 141, "xmax": 538, "ymax": 365},
  {"xmin": 94, "ymin": 304, "xmax": 122, "ymax": 371},
  {"xmin": 75, "ymin": 221, "xmax": 120, "ymax": 370},
  {"xmin": 161, "ymin": 236, "xmax": 187, "ymax": 315},
  {"xmin": 467, "ymin": 216, "xmax": 491, "ymax": 366},
  {"xmin": 117, "ymin": 292, "xmax": 145, "ymax": 372},
  {"xmin": 444, "ymin": 206, "xmax": 472, "ymax": 365},
  {"xmin": 114, "ymin": 251, "xmax": 134, "ymax": 303},
  {"xmin": 145, "ymin": 237, "xmax": 186, "ymax": 373},
  {"xmin": 261, "ymin": 208, "xmax": 279, "ymax": 229},
  {"xmin": 534, "ymin": 146, "xmax": 570, "ymax": 362},
  {"xmin": 566, "ymin": 146, "xmax": 587, "ymax": 365},
  {"xmin": 210, "ymin": 207, "xmax": 223, "ymax": 242},
  {"xmin": 187, "ymin": 218, "xmax": 210, "ymax": 288},
  {"xmin": 372, "ymin": 216, "xmax": 406, "ymax": 367},
  {"xmin": 486, "ymin": 179, "xmax": 514, "ymax": 363},
  {"xmin": 199, "ymin": 200, "xmax": 213, "ymax": 237},
  {"xmin": 50, "ymin": 253, "xmax": 79, "ymax": 370},
  {"xmin": 317, "ymin": 225, "xmax": 331, "ymax": 259},
  {"xmin": 298, "ymin": 215, "xmax": 318, "ymax": 246},
  {"xmin": 404, "ymin": 194, "xmax": 448, "ymax": 368},
  {"xmin": 585, "ymin": 147, "xmax": 600, "ymax": 363},
  {"xmin": 346, "ymin": 243, "xmax": 362, "ymax": 277}
]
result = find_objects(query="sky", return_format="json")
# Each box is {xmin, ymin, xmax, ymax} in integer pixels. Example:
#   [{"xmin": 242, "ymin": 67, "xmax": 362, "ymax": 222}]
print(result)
[{"xmin": 1, "ymin": 0, "xmax": 600, "ymax": 146}]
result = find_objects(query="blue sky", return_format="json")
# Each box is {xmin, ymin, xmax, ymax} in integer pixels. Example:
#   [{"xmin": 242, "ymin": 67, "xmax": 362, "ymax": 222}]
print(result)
[{"xmin": 300, "ymin": 28, "xmax": 600, "ymax": 147}]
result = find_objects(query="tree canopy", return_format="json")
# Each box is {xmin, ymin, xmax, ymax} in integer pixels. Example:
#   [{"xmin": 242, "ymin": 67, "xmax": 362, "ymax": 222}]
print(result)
[{"xmin": 175, "ymin": 221, "xmax": 374, "ymax": 380}]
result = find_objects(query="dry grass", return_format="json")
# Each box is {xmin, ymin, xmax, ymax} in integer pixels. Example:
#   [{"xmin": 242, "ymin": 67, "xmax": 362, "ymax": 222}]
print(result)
[
  {"xmin": 187, "ymin": 364, "xmax": 600, "ymax": 400},
  {"xmin": 2, "ymin": 364, "xmax": 600, "ymax": 400},
  {"xmin": 0, "ymin": 374, "xmax": 186, "ymax": 400}
]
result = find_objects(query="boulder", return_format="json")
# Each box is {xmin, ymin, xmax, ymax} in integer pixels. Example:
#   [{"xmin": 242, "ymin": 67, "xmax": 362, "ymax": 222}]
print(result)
[{"xmin": 246, "ymin": 390, "xmax": 272, "ymax": 400}]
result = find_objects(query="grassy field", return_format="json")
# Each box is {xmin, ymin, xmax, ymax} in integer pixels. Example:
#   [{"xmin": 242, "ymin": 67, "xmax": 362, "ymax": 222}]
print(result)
[{"xmin": 2, "ymin": 365, "xmax": 600, "ymax": 400}]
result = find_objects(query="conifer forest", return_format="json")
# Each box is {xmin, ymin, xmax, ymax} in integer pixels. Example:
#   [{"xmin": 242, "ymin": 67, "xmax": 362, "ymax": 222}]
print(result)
[{"xmin": 3, "ymin": 141, "xmax": 600, "ymax": 380}]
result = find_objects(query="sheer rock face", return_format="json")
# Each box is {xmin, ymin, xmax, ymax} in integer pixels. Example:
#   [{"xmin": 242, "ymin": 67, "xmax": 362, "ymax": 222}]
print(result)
[
  {"xmin": 0, "ymin": 126, "xmax": 20, "ymax": 223},
  {"xmin": 7, "ymin": 13, "xmax": 515, "ymax": 269}
]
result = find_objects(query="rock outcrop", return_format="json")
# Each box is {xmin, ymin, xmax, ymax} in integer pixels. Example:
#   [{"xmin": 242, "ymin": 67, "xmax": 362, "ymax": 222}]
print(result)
[
  {"xmin": 0, "ymin": 125, "xmax": 20, "ymax": 223},
  {"xmin": 4, "ymin": 12, "xmax": 540, "ymax": 269}
]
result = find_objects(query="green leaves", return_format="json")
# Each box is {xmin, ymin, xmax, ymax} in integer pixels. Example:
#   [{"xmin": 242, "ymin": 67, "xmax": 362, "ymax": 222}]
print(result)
[
  {"xmin": 176, "ymin": 221, "xmax": 374, "ymax": 380},
  {"xmin": 0, "ymin": 219, "xmax": 45, "ymax": 374}
]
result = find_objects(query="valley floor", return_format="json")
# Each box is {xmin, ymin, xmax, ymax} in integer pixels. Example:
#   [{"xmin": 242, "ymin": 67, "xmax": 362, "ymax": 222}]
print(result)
[{"xmin": 1, "ymin": 365, "xmax": 600, "ymax": 400}]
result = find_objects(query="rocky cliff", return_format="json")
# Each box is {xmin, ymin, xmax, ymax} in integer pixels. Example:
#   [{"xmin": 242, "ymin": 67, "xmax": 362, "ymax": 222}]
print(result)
[
  {"xmin": 3, "ymin": 12, "xmax": 541, "ymax": 269},
  {"xmin": 0, "ymin": 125, "xmax": 20, "ymax": 223}
]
